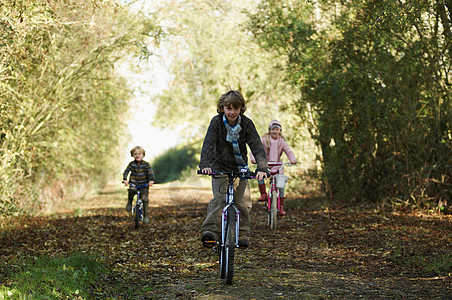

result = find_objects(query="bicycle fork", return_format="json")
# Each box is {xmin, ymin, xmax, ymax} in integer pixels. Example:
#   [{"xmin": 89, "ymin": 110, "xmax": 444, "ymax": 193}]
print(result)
[
  {"xmin": 221, "ymin": 205, "xmax": 240, "ymax": 247},
  {"xmin": 267, "ymin": 178, "xmax": 280, "ymax": 211},
  {"xmin": 132, "ymin": 192, "xmax": 143, "ymax": 222},
  {"xmin": 221, "ymin": 185, "xmax": 241, "ymax": 247}
]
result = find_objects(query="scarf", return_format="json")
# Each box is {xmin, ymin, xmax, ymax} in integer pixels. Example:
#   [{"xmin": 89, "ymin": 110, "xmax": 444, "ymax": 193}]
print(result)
[{"xmin": 223, "ymin": 114, "xmax": 249, "ymax": 171}]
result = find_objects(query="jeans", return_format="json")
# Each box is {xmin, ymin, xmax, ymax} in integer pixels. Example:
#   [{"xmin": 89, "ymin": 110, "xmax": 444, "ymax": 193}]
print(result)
[{"xmin": 201, "ymin": 176, "xmax": 251, "ymax": 239}]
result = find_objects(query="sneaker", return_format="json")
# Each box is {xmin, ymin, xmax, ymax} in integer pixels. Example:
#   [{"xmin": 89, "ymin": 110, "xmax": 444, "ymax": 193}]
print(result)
[
  {"xmin": 143, "ymin": 217, "xmax": 150, "ymax": 223},
  {"xmin": 201, "ymin": 232, "xmax": 216, "ymax": 248},
  {"xmin": 238, "ymin": 238, "xmax": 249, "ymax": 248},
  {"xmin": 125, "ymin": 203, "xmax": 132, "ymax": 212}
]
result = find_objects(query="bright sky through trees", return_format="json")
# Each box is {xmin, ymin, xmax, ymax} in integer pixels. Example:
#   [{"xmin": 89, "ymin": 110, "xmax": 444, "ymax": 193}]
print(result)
[
  {"xmin": 119, "ymin": 52, "xmax": 180, "ymax": 163},
  {"xmin": 119, "ymin": 0, "xmax": 180, "ymax": 162}
]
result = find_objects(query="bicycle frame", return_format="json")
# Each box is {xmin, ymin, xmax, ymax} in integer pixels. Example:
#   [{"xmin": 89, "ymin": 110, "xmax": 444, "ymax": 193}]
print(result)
[
  {"xmin": 198, "ymin": 168, "xmax": 256, "ymax": 284},
  {"xmin": 266, "ymin": 162, "xmax": 292, "ymax": 230},
  {"xmin": 221, "ymin": 175, "xmax": 241, "ymax": 248},
  {"xmin": 129, "ymin": 183, "xmax": 148, "ymax": 228},
  {"xmin": 267, "ymin": 171, "xmax": 280, "ymax": 211}
]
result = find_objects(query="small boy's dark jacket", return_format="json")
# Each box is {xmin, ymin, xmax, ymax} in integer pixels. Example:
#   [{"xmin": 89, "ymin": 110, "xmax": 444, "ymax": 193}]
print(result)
[
  {"xmin": 123, "ymin": 160, "xmax": 155, "ymax": 185},
  {"xmin": 199, "ymin": 114, "xmax": 268, "ymax": 173}
]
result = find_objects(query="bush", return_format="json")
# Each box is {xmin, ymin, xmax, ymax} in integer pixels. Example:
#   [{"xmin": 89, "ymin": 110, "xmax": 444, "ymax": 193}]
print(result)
[{"xmin": 152, "ymin": 144, "xmax": 199, "ymax": 184}]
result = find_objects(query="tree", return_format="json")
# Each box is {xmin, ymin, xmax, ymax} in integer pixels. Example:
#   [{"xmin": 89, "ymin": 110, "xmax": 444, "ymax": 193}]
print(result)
[
  {"xmin": 248, "ymin": 0, "xmax": 451, "ymax": 209},
  {"xmin": 150, "ymin": 0, "xmax": 303, "ymax": 138},
  {"xmin": 0, "ymin": 0, "xmax": 161, "ymax": 214}
]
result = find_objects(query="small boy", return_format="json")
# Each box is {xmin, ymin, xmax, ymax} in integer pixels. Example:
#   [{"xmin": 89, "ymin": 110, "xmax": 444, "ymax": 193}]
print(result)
[
  {"xmin": 199, "ymin": 90, "xmax": 268, "ymax": 248},
  {"xmin": 122, "ymin": 146, "xmax": 155, "ymax": 223}
]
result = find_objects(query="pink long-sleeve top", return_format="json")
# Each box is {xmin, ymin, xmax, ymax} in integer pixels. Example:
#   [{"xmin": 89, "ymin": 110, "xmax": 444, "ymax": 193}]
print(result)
[{"xmin": 250, "ymin": 135, "xmax": 297, "ymax": 173}]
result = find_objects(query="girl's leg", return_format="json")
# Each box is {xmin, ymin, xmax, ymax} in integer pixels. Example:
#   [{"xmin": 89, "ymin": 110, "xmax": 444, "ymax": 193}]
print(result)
[
  {"xmin": 258, "ymin": 179, "xmax": 267, "ymax": 202},
  {"xmin": 278, "ymin": 188, "xmax": 286, "ymax": 216}
]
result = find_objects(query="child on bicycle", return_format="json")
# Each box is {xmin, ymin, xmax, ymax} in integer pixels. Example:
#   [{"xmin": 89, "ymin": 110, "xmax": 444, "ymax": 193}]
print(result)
[
  {"xmin": 199, "ymin": 89, "xmax": 268, "ymax": 249},
  {"xmin": 250, "ymin": 119, "xmax": 297, "ymax": 216},
  {"xmin": 122, "ymin": 146, "xmax": 155, "ymax": 223}
]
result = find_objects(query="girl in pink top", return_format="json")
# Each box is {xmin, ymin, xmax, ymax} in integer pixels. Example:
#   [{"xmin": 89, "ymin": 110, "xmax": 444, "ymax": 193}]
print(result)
[{"xmin": 251, "ymin": 120, "xmax": 297, "ymax": 215}]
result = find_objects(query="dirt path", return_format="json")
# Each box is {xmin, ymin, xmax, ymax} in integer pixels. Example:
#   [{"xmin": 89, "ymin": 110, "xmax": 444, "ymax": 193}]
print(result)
[{"xmin": 1, "ymin": 183, "xmax": 451, "ymax": 299}]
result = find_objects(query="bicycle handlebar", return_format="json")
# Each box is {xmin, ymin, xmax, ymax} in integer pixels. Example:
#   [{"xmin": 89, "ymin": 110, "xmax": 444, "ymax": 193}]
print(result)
[
  {"xmin": 268, "ymin": 161, "xmax": 294, "ymax": 170},
  {"xmin": 129, "ymin": 183, "xmax": 149, "ymax": 189},
  {"xmin": 267, "ymin": 161, "xmax": 295, "ymax": 175},
  {"xmin": 197, "ymin": 169, "xmax": 257, "ymax": 179}
]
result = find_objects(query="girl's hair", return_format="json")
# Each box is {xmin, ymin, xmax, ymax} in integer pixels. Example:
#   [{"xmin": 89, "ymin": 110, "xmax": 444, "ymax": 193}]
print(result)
[
  {"xmin": 217, "ymin": 90, "xmax": 247, "ymax": 114},
  {"xmin": 130, "ymin": 146, "xmax": 145, "ymax": 157},
  {"xmin": 262, "ymin": 132, "xmax": 286, "ymax": 154}
]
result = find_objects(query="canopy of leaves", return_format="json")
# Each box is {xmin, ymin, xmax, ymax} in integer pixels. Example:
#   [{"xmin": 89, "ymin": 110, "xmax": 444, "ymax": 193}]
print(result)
[
  {"xmin": 144, "ymin": 0, "xmax": 317, "ymax": 187},
  {"xmin": 0, "ymin": 0, "xmax": 161, "ymax": 214},
  {"xmin": 150, "ymin": 0, "xmax": 304, "ymax": 138}
]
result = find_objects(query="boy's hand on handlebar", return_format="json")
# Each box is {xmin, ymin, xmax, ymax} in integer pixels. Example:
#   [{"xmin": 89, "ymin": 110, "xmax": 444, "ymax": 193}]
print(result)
[
  {"xmin": 202, "ymin": 168, "xmax": 212, "ymax": 175},
  {"xmin": 123, "ymin": 180, "xmax": 129, "ymax": 186},
  {"xmin": 149, "ymin": 181, "xmax": 154, "ymax": 187},
  {"xmin": 256, "ymin": 171, "xmax": 267, "ymax": 181}
]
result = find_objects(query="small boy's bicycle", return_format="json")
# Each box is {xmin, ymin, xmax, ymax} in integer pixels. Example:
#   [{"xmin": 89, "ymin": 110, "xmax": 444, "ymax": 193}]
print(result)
[
  {"xmin": 198, "ymin": 169, "xmax": 256, "ymax": 284},
  {"xmin": 266, "ymin": 162, "xmax": 293, "ymax": 230},
  {"xmin": 129, "ymin": 183, "xmax": 148, "ymax": 229}
]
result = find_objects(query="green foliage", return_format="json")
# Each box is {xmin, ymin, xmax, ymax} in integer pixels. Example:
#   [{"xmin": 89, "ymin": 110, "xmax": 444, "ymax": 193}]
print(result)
[
  {"xmin": 150, "ymin": 0, "xmax": 304, "ymax": 136},
  {"xmin": 0, "ymin": 0, "xmax": 161, "ymax": 214},
  {"xmin": 393, "ymin": 247, "xmax": 452, "ymax": 276},
  {"xmin": 152, "ymin": 144, "xmax": 199, "ymax": 184},
  {"xmin": 147, "ymin": 0, "xmax": 317, "ymax": 192},
  {"xmin": 0, "ymin": 252, "xmax": 106, "ymax": 299},
  {"xmin": 247, "ymin": 0, "xmax": 452, "ymax": 210}
]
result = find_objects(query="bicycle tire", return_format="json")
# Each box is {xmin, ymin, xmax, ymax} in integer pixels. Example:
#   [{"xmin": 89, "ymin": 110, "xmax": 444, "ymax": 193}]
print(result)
[
  {"xmin": 134, "ymin": 204, "xmax": 140, "ymax": 229},
  {"xmin": 270, "ymin": 190, "xmax": 278, "ymax": 230},
  {"xmin": 224, "ymin": 206, "xmax": 236, "ymax": 284},
  {"xmin": 219, "ymin": 229, "xmax": 226, "ymax": 279},
  {"xmin": 267, "ymin": 192, "xmax": 271, "ymax": 227},
  {"xmin": 219, "ymin": 239, "xmax": 226, "ymax": 279}
]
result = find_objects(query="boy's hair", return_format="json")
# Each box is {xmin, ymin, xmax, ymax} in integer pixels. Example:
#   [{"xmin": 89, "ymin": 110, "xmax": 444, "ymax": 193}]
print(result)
[
  {"xmin": 217, "ymin": 90, "xmax": 247, "ymax": 114},
  {"xmin": 130, "ymin": 146, "xmax": 145, "ymax": 157}
]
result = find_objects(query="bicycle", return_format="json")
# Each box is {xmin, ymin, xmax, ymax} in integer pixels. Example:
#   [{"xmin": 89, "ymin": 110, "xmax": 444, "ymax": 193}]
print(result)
[
  {"xmin": 198, "ymin": 168, "xmax": 257, "ymax": 284},
  {"xmin": 128, "ymin": 183, "xmax": 149, "ymax": 229},
  {"xmin": 266, "ymin": 162, "xmax": 293, "ymax": 230}
]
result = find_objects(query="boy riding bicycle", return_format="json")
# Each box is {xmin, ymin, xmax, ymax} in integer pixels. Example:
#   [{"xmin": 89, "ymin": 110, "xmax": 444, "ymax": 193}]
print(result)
[
  {"xmin": 199, "ymin": 89, "xmax": 268, "ymax": 248},
  {"xmin": 122, "ymin": 146, "xmax": 155, "ymax": 223}
]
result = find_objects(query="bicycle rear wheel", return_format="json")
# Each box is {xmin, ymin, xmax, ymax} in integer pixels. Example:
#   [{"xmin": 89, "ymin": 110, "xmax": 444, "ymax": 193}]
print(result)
[
  {"xmin": 270, "ymin": 190, "xmax": 278, "ymax": 230},
  {"xmin": 220, "ymin": 206, "xmax": 236, "ymax": 284}
]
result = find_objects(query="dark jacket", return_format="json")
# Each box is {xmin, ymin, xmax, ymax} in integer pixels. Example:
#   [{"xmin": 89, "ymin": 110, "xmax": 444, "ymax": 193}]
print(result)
[{"xmin": 199, "ymin": 114, "xmax": 268, "ymax": 173}]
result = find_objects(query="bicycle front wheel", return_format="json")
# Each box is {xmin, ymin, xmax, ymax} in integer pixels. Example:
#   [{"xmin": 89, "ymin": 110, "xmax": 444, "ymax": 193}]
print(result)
[
  {"xmin": 223, "ymin": 206, "xmax": 236, "ymax": 284},
  {"xmin": 270, "ymin": 190, "xmax": 278, "ymax": 230},
  {"xmin": 133, "ymin": 204, "xmax": 140, "ymax": 229}
]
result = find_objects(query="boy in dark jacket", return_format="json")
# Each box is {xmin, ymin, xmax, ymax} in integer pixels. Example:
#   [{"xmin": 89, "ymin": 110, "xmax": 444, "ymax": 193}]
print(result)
[{"xmin": 199, "ymin": 90, "xmax": 268, "ymax": 248}]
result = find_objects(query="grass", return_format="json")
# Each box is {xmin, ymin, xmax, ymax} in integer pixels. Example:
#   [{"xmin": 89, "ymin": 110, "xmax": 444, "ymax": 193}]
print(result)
[
  {"xmin": 0, "ymin": 252, "xmax": 107, "ymax": 299},
  {"xmin": 411, "ymin": 252, "xmax": 452, "ymax": 275}
]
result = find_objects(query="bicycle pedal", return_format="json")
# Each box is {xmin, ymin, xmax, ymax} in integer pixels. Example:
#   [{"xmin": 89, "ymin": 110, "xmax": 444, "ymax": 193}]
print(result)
[{"xmin": 202, "ymin": 238, "xmax": 216, "ymax": 248}]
